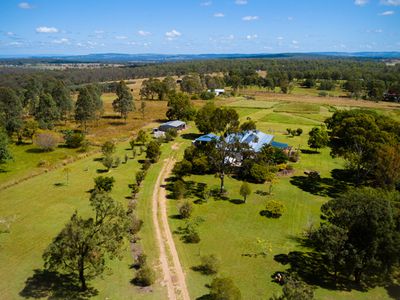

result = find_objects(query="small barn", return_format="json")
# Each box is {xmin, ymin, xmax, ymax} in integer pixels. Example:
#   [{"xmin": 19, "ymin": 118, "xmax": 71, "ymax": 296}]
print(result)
[
  {"xmin": 158, "ymin": 120, "xmax": 186, "ymax": 132},
  {"xmin": 208, "ymin": 89, "xmax": 225, "ymax": 96}
]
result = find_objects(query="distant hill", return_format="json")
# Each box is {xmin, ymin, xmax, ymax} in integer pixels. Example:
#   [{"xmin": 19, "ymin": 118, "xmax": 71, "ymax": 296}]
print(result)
[{"xmin": 0, "ymin": 52, "xmax": 399, "ymax": 64}]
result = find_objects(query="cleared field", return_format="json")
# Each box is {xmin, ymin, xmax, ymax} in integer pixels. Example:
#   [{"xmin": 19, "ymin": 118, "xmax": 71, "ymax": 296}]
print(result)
[{"xmin": 225, "ymin": 99, "xmax": 278, "ymax": 109}]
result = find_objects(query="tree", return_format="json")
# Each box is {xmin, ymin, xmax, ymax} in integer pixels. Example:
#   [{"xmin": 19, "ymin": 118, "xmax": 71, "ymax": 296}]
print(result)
[
  {"xmin": 0, "ymin": 128, "xmax": 12, "ymax": 164},
  {"xmin": 0, "ymin": 87, "xmax": 23, "ymax": 135},
  {"xmin": 179, "ymin": 201, "xmax": 193, "ymax": 219},
  {"xmin": 64, "ymin": 131, "xmax": 85, "ymax": 148},
  {"xmin": 43, "ymin": 191, "xmax": 129, "ymax": 290},
  {"xmin": 198, "ymin": 254, "xmax": 220, "ymax": 275},
  {"xmin": 264, "ymin": 200, "xmax": 285, "ymax": 218},
  {"xmin": 166, "ymin": 92, "xmax": 196, "ymax": 121},
  {"xmin": 211, "ymin": 108, "xmax": 240, "ymax": 134},
  {"xmin": 146, "ymin": 140, "xmax": 161, "ymax": 163},
  {"xmin": 34, "ymin": 132, "xmax": 59, "ymax": 151},
  {"xmin": 209, "ymin": 277, "xmax": 242, "ymax": 300},
  {"xmin": 94, "ymin": 176, "xmax": 115, "ymax": 192},
  {"xmin": 307, "ymin": 126, "xmax": 328, "ymax": 152},
  {"xmin": 86, "ymin": 84, "xmax": 103, "ymax": 121},
  {"xmin": 134, "ymin": 265, "xmax": 155, "ymax": 286},
  {"xmin": 173, "ymin": 159, "xmax": 193, "ymax": 178},
  {"xmin": 172, "ymin": 180, "xmax": 186, "ymax": 200},
  {"xmin": 373, "ymin": 144, "xmax": 400, "ymax": 189},
  {"xmin": 35, "ymin": 93, "xmax": 59, "ymax": 129},
  {"xmin": 239, "ymin": 182, "xmax": 251, "ymax": 203},
  {"xmin": 135, "ymin": 129, "xmax": 149, "ymax": 146},
  {"xmin": 180, "ymin": 73, "xmax": 204, "ymax": 94},
  {"xmin": 20, "ymin": 120, "xmax": 38, "ymax": 144},
  {"xmin": 281, "ymin": 276, "xmax": 314, "ymax": 300},
  {"xmin": 75, "ymin": 87, "xmax": 96, "ymax": 131},
  {"xmin": 315, "ymin": 188, "xmax": 400, "ymax": 283},
  {"xmin": 112, "ymin": 80, "xmax": 135, "ymax": 121},
  {"xmin": 101, "ymin": 141, "xmax": 116, "ymax": 157},
  {"xmin": 51, "ymin": 80, "xmax": 73, "ymax": 121},
  {"xmin": 102, "ymin": 155, "xmax": 114, "ymax": 171},
  {"xmin": 140, "ymin": 100, "xmax": 146, "ymax": 119},
  {"xmin": 240, "ymin": 120, "xmax": 257, "ymax": 132},
  {"xmin": 195, "ymin": 101, "xmax": 217, "ymax": 133}
]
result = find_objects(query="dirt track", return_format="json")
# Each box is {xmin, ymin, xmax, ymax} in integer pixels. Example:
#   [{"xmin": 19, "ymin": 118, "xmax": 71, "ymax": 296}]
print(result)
[{"xmin": 152, "ymin": 147, "xmax": 190, "ymax": 300}]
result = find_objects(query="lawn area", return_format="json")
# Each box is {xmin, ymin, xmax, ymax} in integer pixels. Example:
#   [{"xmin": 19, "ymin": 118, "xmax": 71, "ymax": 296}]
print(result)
[
  {"xmin": 0, "ymin": 140, "xmax": 173, "ymax": 299},
  {"xmin": 165, "ymin": 106, "xmax": 396, "ymax": 299}
]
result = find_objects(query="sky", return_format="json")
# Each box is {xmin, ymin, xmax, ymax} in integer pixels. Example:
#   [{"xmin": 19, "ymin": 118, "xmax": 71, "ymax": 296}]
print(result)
[{"xmin": 0, "ymin": 0, "xmax": 399, "ymax": 55}]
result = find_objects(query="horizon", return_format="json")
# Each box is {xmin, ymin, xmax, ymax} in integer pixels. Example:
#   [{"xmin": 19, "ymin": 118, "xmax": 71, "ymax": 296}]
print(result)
[{"xmin": 1, "ymin": 0, "xmax": 399, "ymax": 55}]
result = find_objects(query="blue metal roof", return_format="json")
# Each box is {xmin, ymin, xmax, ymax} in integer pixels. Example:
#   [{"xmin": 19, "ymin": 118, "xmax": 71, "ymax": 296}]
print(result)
[
  {"xmin": 226, "ymin": 130, "xmax": 274, "ymax": 152},
  {"xmin": 194, "ymin": 133, "xmax": 219, "ymax": 142},
  {"xmin": 270, "ymin": 141, "xmax": 289, "ymax": 149}
]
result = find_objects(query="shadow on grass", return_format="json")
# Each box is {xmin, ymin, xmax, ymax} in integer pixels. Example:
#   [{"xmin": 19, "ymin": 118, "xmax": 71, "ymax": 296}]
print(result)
[
  {"xmin": 25, "ymin": 148, "xmax": 45, "ymax": 154},
  {"xmin": 181, "ymin": 133, "xmax": 202, "ymax": 141},
  {"xmin": 300, "ymin": 149, "xmax": 320, "ymax": 154},
  {"xmin": 96, "ymin": 169, "xmax": 109, "ymax": 174},
  {"xmin": 229, "ymin": 199, "xmax": 245, "ymax": 205},
  {"xmin": 386, "ymin": 284, "xmax": 400, "ymax": 299},
  {"xmin": 108, "ymin": 121, "xmax": 126, "ymax": 126},
  {"xmin": 290, "ymin": 172, "xmax": 349, "ymax": 198},
  {"xmin": 19, "ymin": 269, "xmax": 97, "ymax": 299},
  {"xmin": 53, "ymin": 182, "xmax": 65, "ymax": 187}
]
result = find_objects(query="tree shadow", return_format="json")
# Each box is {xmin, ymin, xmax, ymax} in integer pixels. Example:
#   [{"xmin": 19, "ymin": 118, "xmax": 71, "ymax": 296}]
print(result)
[
  {"xmin": 53, "ymin": 182, "xmax": 65, "ymax": 187},
  {"xmin": 108, "ymin": 121, "xmax": 125, "ymax": 126},
  {"xmin": 385, "ymin": 284, "xmax": 400, "ymax": 299},
  {"xmin": 229, "ymin": 199, "xmax": 245, "ymax": 205},
  {"xmin": 181, "ymin": 133, "xmax": 202, "ymax": 140},
  {"xmin": 25, "ymin": 148, "xmax": 45, "ymax": 154},
  {"xmin": 96, "ymin": 169, "xmax": 109, "ymax": 174},
  {"xmin": 300, "ymin": 149, "xmax": 319, "ymax": 154},
  {"xmin": 19, "ymin": 269, "xmax": 98, "ymax": 299},
  {"xmin": 290, "ymin": 174, "xmax": 348, "ymax": 198}
]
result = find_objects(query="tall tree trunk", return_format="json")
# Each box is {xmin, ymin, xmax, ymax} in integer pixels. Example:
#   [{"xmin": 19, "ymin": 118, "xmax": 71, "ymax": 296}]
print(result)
[
  {"xmin": 220, "ymin": 173, "xmax": 225, "ymax": 194},
  {"xmin": 79, "ymin": 258, "xmax": 87, "ymax": 291}
]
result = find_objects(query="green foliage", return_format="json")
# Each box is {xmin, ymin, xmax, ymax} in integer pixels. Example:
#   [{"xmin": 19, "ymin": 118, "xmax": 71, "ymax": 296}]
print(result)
[
  {"xmin": 0, "ymin": 128, "xmax": 12, "ymax": 164},
  {"xmin": 281, "ymin": 276, "xmax": 314, "ymax": 300},
  {"xmin": 145, "ymin": 140, "xmax": 161, "ymax": 163},
  {"xmin": 64, "ymin": 131, "xmax": 85, "ymax": 148},
  {"xmin": 200, "ymin": 91, "xmax": 215, "ymax": 100},
  {"xmin": 249, "ymin": 163, "xmax": 270, "ymax": 183},
  {"xmin": 195, "ymin": 101, "xmax": 217, "ymax": 133},
  {"xmin": 314, "ymin": 187, "xmax": 400, "ymax": 283},
  {"xmin": 209, "ymin": 277, "xmax": 242, "ymax": 300},
  {"xmin": 179, "ymin": 201, "xmax": 193, "ymax": 219},
  {"xmin": 94, "ymin": 176, "xmax": 115, "ymax": 192},
  {"xmin": 112, "ymin": 80, "xmax": 135, "ymax": 120},
  {"xmin": 34, "ymin": 132, "xmax": 59, "ymax": 152},
  {"xmin": 20, "ymin": 120, "xmax": 38, "ymax": 143},
  {"xmin": 35, "ymin": 93, "xmax": 58, "ymax": 129},
  {"xmin": 74, "ymin": 87, "xmax": 96, "ymax": 130},
  {"xmin": 43, "ymin": 191, "xmax": 129, "ymax": 290},
  {"xmin": 134, "ymin": 265, "xmax": 155, "ymax": 287},
  {"xmin": 180, "ymin": 73, "xmax": 204, "ymax": 94},
  {"xmin": 166, "ymin": 92, "xmax": 196, "ymax": 121},
  {"xmin": 318, "ymin": 80, "xmax": 336, "ymax": 91},
  {"xmin": 198, "ymin": 254, "xmax": 220, "ymax": 275},
  {"xmin": 173, "ymin": 159, "xmax": 193, "ymax": 178},
  {"xmin": 307, "ymin": 126, "xmax": 328, "ymax": 151},
  {"xmin": 135, "ymin": 170, "xmax": 146, "ymax": 185},
  {"xmin": 373, "ymin": 144, "xmax": 400, "ymax": 189},
  {"xmin": 239, "ymin": 182, "xmax": 251, "ymax": 202},
  {"xmin": 135, "ymin": 129, "xmax": 149, "ymax": 146},
  {"xmin": 240, "ymin": 119, "xmax": 257, "ymax": 132},
  {"xmin": 172, "ymin": 180, "xmax": 186, "ymax": 200},
  {"xmin": 102, "ymin": 155, "xmax": 114, "ymax": 171},
  {"xmin": 264, "ymin": 200, "xmax": 285, "ymax": 218},
  {"xmin": 0, "ymin": 87, "xmax": 23, "ymax": 135},
  {"xmin": 51, "ymin": 80, "xmax": 73, "ymax": 120},
  {"xmin": 164, "ymin": 128, "xmax": 178, "ymax": 142},
  {"xmin": 101, "ymin": 141, "xmax": 116, "ymax": 156}
]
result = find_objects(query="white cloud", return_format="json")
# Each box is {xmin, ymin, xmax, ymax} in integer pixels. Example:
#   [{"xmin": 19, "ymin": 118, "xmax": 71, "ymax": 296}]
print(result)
[
  {"xmin": 246, "ymin": 34, "xmax": 258, "ymax": 40},
  {"xmin": 115, "ymin": 35, "xmax": 127, "ymax": 40},
  {"xmin": 287, "ymin": 16, "xmax": 293, "ymax": 21},
  {"xmin": 242, "ymin": 15, "xmax": 259, "ymax": 21},
  {"xmin": 200, "ymin": 1, "xmax": 212, "ymax": 6},
  {"xmin": 18, "ymin": 2, "xmax": 32, "ymax": 9},
  {"xmin": 381, "ymin": 0, "xmax": 400, "ymax": 5},
  {"xmin": 138, "ymin": 30, "xmax": 151, "ymax": 36},
  {"xmin": 235, "ymin": 0, "xmax": 248, "ymax": 5},
  {"xmin": 36, "ymin": 26, "xmax": 59, "ymax": 33},
  {"xmin": 354, "ymin": 0, "xmax": 368, "ymax": 5},
  {"xmin": 8, "ymin": 41, "xmax": 23, "ymax": 46},
  {"xmin": 165, "ymin": 29, "xmax": 181, "ymax": 40},
  {"xmin": 6, "ymin": 32, "xmax": 14, "ymax": 36},
  {"xmin": 379, "ymin": 10, "xmax": 395, "ymax": 15},
  {"xmin": 214, "ymin": 12, "xmax": 225, "ymax": 17},
  {"xmin": 292, "ymin": 40, "xmax": 299, "ymax": 44},
  {"xmin": 52, "ymin": 38, "xmax": 70, "ymax": 44},
  {"xmin": 94, "ymin": 30, "xmax": 104, "ymax": 34}
]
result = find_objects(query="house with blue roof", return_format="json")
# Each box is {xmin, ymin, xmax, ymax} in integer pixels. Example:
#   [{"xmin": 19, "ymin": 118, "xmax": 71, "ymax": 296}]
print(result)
[{"xmin": 193, "ymin": 130, "xmax": 288, "ymax": 151}]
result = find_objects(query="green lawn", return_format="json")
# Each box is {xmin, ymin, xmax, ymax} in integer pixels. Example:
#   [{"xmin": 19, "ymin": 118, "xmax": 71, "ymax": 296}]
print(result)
[{"xmin": 0, "ymin": 141, "xmax": 169, "ymax": 299}]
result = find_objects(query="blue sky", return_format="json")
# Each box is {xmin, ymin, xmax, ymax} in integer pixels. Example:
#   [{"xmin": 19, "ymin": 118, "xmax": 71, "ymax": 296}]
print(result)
[{"xmin": 0, "ymin": 0, "xmax": 399, "ymax": 55}]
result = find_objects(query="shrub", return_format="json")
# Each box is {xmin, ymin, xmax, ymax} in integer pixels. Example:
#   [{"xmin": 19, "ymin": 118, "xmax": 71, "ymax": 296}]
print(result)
[
  {"xmin": 146, "ymin": 140, "xmax": 161, "ymax": 163},
  {"xmin": 199, "ymin": 254, "xmax": 220, "ymax": 275},
  {"xmin": 64, "ymin": 131, "xmax": 85, "ymax": 148},
  {"xmin": 164, "ymin": 128, "xmax": 178, "ymax": 142},
  {"xmin": 37, "ymin": 159, "xmax": 50, "ymax": 167},
  {"xmin": 172, "ymin": 180, "xmax": 186, "ymax": 199},
  {"xmin": 209, "ymin": 277, "xmax": 242, "ymax": 300},
  {"xmin": 34, "ymin": 132, "xmax": 59, "ymax": 151},
  {"xmin": 173, "ymin": 159, "xmax": 192, "ymax": 177},
  {"xmin": 184, "ymin": 228, "xmax": 201, "ymax": 243},
  {"xmin": 192, "ymin": 156, "xmax": 210, "ymax": 174},
  {"xmin": 289, "ymin": 150, "xmax": 300, "ymax": 162},
  {"xmin": 102, "ymin": 155, "xmax": 114, "ymax": 171},
  {"xmin": 264, "ymin": 200, "xmax": 285, "ymax": 218},
  {"xmin": 179, "ymin": 201, "xmax": 193, "ymax": 219},
  {"xmin": 130, "ymin": 214, "xmax": 143, "ymax": 236},
  {"xmin": 101, "ymin": 141, "xmax": 116, "ymax": 156},
  {"xmin": 249, "ymin": 164, "xmax": 270, "ymax": 183},
  {"xmin": 134, "ymin": 265, "xmax": 155, "ymax": 286},
  {"xmin": 142, "ymin": 160, "xmax": 151, "ymax": 171},
  {"xmin": 79, "ymin": 139, "xmax": 90, "ymax": 153},
  {"xmin": 94, "ymin": 176, "xmax": 115, "ymax": 192},
  {"xmin": 200, "ymin": 91, "xmax": 215, "ymax": 100},
  {"xmin": 131, "ymin": 183, "xmax": 140, "ymax": 198},
  {"xmin": 136, "ymin": 170, "xmax": 147, "ymax": 185},
  {"xmin": 318, "ymin": 91, "xmax": 328, "ymax": 97},
  {"xmin": 191, "ymin": 94, "xmax": 199, "ymax": 100},
  {"xmin": 136, "ymin": 253, "xmax": 147, "ymax": 268},
  {"xmin": 296, "ymin": 128, "xmax": 303, "ymax": 136},
  {"xmin": 113, "ymin": 156, "xmax": 121, "ymax": 168}
]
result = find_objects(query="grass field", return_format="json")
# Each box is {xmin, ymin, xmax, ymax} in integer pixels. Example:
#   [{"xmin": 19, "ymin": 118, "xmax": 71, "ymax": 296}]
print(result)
[{"xmin": 1, "ymin": 85, "xmax": 400, "ymax": 299}]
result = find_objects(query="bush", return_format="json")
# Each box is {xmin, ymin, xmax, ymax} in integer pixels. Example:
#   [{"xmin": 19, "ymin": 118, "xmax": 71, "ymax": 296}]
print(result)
[
  {"xmin": 102, "ymin": 155, "xmax": 114, "ymax": 171},
  {"xmin": 79, "ymin": 139, "xmax": 90, "ymax": 153},
  {"xmin": 134, "ymin": 265, "xmax": 155, "ymax": 286},
  {"xmin": 131, "ymin": 183, "xmax": 140, "ymax": 198},
  {"xmin": 249, "ymin": 164, "xmax": 270, "ymax": 183},
  {"xmin": 191, "ymin": 94, "xmax": 199, "ymax": 100},
  {"xmin": 165, "ymin": 128, "xmax": 178, "ymax": 142},
  {"xmin": 146, "ymin": 140, "xmax": 161, "ymax": 163},
  {"xmin": 130, "ymin": 213, "xmax": 143, "ymax": 236},
  {"xmin": 289, "ymin": 150, "xmax": 300, "ymax": 162},
  {"xmin": 136, "ymin": 253, "xmax": 147, "ymax": 268},
  {"xmin": 179, "ymin": 201, "xmax": 193, "ymax": 219},
  {"xmin": 172, "ymin": 180, "xmax": 186, "ymax": 199},
  {"xmin": 113, "ymin": 156, "xmax": 121, "ymax": 168},
  {"xmin": 101, "ymin": 141, "xmax": 116, "ymax": 156},
  {"xmin": 64, "ymin": 131, "xmax": 85, "ymax": 148},
  {"xmin": 34, "ymin": 132, "xmax": 59, "ymax": 151},
  {"xmin": 173, "ymin": 159, "xmax": 192, "ymax": 177},
  {"xmin": 136, "ymin": 170, "xmax": 147, "ymax": 185},
  {"xmin": 318, "ymin": 91, "xmax": 328, "ymax": 97},
  {"xmin": 296, "ymin": 128, "xmax": 303, "ymax": 136},
  {"xmin": 209, "ymin": 277, "xmax": 242, "ymax": 300},
  {"xmin": 192, "ymin": 156, "xmax": 210, "ymax": 174},
  {"xmin": 184, "ymin": 229, "xmax": 201, "ymax": 243},
  {"xmin": 142, "ymin": 159, "xmax": 151, "ymax": 171},
  {"xmin": 94, "ymin": 176, "xmax": 115, "ymax": 192},
  {"xmin": 200, "ymin": 91, "xmax": 215, "ymax": 100},
  {"xmin": 264, "ymin": 200, "xmax": 285, "ymax": 218},
  {"xmin": 198, "ymin": 254, "xmax": 220, "ymax": 275}
]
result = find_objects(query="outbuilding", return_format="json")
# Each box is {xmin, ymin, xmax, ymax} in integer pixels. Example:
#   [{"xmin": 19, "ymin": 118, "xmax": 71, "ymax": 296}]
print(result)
[{"xmin": 158, "ymin": 120, "xmax": 186, "ymax": 132}]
